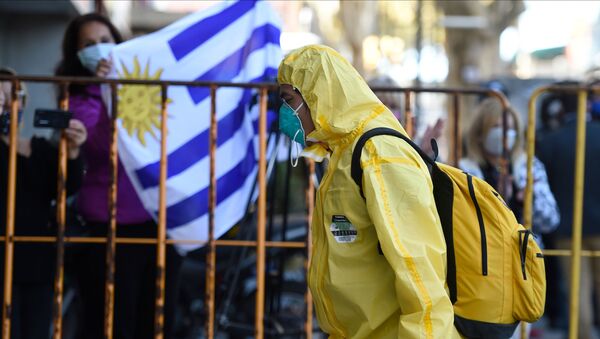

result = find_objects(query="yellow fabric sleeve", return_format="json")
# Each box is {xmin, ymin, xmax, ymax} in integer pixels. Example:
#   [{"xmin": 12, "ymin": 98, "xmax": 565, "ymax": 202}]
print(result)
[{"xmin": 361, "ymin": 138, "xmax": 459, "ymax": 339}]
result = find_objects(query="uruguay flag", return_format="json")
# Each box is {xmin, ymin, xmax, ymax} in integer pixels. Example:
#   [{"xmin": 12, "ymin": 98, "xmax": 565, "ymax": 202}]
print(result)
[{"xmin": 109, "ymin": 0, "xmax": 282, "ymax": 253}]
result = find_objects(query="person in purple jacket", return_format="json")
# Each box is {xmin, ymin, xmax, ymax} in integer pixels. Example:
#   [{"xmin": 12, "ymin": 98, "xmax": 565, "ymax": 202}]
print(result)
[{"xmin": 55, "ymin": 14, "xmax": 182, "ymax": 339}]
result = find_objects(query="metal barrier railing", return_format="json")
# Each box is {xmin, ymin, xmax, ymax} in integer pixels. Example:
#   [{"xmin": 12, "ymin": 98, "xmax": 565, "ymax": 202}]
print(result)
[
  {"xmin": 370, "ymin": 86, "xmax": 510, "ymax": 162},
  {"xmin": 0, "ymin": 75, "xmax": 515, "ymax": 339},
  {"xmin": 370, "ymin": 86, "xmax": 512, "ymax": 196},
  {"xmin": 0, "ymin": 74, "xmax": 309, "ymax": 339},
  {"xmin": 526, "ymin": 85, "xmax": 599, "ymax": 339}
]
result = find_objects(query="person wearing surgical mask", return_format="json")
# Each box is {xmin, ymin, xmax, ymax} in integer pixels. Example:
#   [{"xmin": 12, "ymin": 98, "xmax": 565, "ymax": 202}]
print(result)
[
  {"xmin": 537, "ymin": 82, "xmax": 600, "ymax": 339},
  {"xmin": 279, "ymin": 86, "xmax": 322, "ymax": 167},
  {"xmin": 55, "ymin": 13, "xmax": 121, "ymax": 86},
  {"xmin": 460, "ymin": 99, "xmax": 560, "ymax": 339},
  {"xmin": 55, "ymin": 14, "xmax": 182, "ymax": 338},
  {"xmin": 279, "ymin": 45, "xmax": 460, "ymax": 338},
  {"xmin": 459, "ymin": 97, "xmax": 559, "ymax": 236}
]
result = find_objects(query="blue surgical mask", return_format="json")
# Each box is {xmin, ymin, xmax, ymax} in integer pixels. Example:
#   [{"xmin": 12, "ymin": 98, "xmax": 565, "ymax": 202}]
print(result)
[
  {"xmin": 279, "ymin": 100, "xmax": 306, "ymax": 167},
  {"xmin": 279, "ymin": 101, "xmax": 306, "ymax": 145},
  {"xmin": 0, "ymin": 109, "xmax": 23, "ymax": 135},
  {"xmin": 77, "ymin": 42, "xmax": 115, "ymax": 73}
]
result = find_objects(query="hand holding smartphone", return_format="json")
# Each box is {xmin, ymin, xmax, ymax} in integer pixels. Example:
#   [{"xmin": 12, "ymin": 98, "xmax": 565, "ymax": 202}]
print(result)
[{"xmin": 34, "ymin": 109, "xmax": 72, "ymax": 129}]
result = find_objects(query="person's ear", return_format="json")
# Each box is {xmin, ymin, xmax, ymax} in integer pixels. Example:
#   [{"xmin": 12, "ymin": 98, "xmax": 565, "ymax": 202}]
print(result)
[{"xmin": 301, "ymin": 101, "xmax": 311, "ymax": 117}]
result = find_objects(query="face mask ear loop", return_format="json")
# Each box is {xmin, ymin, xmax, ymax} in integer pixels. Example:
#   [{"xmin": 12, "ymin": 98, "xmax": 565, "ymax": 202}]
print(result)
[
  {"xmin": 297, "ymin": 117, "xmax": 306, "ymax": 143},
  {"xmin": 293, "ymin": 101, "xmax": 306, "ymax": 143},
  {"xmin": 291, "ymin": 129, "xmax": 301, "ymax": 168}
]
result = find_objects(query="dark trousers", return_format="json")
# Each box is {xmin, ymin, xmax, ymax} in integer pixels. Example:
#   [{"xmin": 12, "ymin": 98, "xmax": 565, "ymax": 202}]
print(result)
[
  {"xmin": 10, "ymin": 282, "xmax": 53, "ymax": 339},
  {"xmin": 75, "ymin": 221, "xmax": 182, "ymax": 339},
  {"xmin": 556, "ymin": 237, "xmax": 600, "ymax": 339}
]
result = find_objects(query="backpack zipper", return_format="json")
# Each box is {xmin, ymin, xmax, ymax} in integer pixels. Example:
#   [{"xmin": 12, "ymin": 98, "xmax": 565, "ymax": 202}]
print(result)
[
  {"xmin": 466, "ymin": 173, "xmax": 488, "ymax": 276},
  {"xmin": 518, "ymin": 230, "xmax": 531, "ymax": 280}
]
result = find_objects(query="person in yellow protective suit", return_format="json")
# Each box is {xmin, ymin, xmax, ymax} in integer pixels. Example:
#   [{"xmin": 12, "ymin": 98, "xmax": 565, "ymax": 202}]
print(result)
[{"xmin": 277, "ymin": 45, "xmax": 460, "ymax": 338}]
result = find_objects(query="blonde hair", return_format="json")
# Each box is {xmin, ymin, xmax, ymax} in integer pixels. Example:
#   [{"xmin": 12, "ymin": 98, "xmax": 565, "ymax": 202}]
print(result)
[{"xmin": 466, "ymin": 98, "xmax": 522, "ymax": 166}]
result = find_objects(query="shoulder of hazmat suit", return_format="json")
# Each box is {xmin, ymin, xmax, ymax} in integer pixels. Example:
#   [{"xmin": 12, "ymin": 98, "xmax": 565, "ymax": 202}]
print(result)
[{"xmin": 278, "ymin": 45, "xmax": 460, "ymax": 339}]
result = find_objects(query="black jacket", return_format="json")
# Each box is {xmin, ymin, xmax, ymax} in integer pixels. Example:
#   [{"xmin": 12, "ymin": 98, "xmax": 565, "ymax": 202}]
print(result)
[
  {"xmin": 537, "ymin": 119, "xmax": 600, "ymax": 237},
  {"xmin": 0, "ymin": 137, "xmax": 83, "ymax": 283}
]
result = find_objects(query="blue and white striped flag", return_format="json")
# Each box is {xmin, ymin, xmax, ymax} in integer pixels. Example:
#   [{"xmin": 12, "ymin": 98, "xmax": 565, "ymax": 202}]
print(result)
[{"xmin": 109, "ymin": 0, "xmax": 282, "ymax": 253}]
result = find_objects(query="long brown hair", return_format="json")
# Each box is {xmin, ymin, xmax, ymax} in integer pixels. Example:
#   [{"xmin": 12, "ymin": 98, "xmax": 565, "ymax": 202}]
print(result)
[{"xmin": 55, "ymin": 13, "xmax": 123, "ymax": 97}]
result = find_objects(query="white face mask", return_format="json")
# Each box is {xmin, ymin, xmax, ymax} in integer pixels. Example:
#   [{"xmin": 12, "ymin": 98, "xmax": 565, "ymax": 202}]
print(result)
[
  {"xmin": 484, "ymin": 127, "xmax": 517, "ymax": 156},
  {"xmin": 77, "ymin": 43, "xmax": 115, "ymax": 73}
]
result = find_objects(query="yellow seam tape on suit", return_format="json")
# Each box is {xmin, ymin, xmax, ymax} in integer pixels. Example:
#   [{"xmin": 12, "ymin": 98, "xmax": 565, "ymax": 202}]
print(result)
[
  {"xmin": 362, "ymin": 156, "xmax": 416, "ymax": 170},
  {"xmin": 316, "ymin": 105, "xmax": 386, "ymax": 150},
  {"xmin": 336, "ymin": 105, "xmax": 386, "ymax": 148},
  {"xmin": 373, "ymin": 159, "xmax": 434, "ymax": 338}
]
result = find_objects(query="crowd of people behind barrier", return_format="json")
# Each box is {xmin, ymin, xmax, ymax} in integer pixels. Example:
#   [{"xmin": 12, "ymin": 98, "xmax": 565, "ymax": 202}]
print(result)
[{"xmin": 1, "ymin": 12, "xmax": 600, "ymax": 339}]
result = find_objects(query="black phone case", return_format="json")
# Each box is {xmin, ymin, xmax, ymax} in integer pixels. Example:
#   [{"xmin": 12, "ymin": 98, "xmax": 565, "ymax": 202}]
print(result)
[{"xmin": 34, "ymin": 109, "xmax": 72, "ymax": 129}]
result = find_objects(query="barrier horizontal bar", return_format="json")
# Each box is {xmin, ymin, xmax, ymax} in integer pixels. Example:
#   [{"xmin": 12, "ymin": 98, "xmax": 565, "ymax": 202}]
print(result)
[
  {"xmin": 370, "ymin": 86, "xmax": 507, "ymax": 96},
  {"xmin": 7, "ymin": 236, "xmax": 305, "ymax": 248},
  {"xmin": 542, "ymin": 249, "xmax": 600, "ymax": 257},
  {"xmin": 16, "ymin": 236, "xmax": 600, "ymax": 254},
  {"xmin": 0, "ymin": 74, "xmax": 279, "ymax": 89},
  {"xmin": 0, "ymin": 74, "xmax": 541, "ymax": 99}
]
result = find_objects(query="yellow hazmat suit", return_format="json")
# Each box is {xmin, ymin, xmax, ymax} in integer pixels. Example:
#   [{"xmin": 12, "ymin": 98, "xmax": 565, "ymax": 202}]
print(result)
[{"xmin": 278, "ymin": 45, "xmax": 460, "ymax": 339}]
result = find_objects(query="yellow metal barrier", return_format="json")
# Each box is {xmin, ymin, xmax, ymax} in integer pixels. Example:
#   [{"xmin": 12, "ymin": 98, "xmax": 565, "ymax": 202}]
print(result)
[{"xmin": 527, "ymin": 85, "xmax": 597, "ymax": 339}]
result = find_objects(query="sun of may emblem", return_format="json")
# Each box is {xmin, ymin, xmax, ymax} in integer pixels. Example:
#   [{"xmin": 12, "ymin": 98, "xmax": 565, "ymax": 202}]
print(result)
[{"xmin": 117, "ymin": 56, "xmax": 172, "ymax": 145}]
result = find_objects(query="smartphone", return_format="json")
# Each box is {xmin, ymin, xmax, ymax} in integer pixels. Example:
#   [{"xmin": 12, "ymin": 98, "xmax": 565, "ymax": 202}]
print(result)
[
  {"xmin": 0, "ymin": 114, "xmax": 10, "ymax": 135},
  {"xmin": 34, "ymin": 109, "xmax": 72, "ymax": 129},
  {"xmin": 0, "ymin": 110, "xmax": 23, "ymax": 135}
]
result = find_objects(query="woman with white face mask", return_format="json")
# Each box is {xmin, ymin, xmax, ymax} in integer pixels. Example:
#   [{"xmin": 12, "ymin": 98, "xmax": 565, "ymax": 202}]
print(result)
[
  {"xmin": 459, "ymin": 97, "xmax": 560, "ymax": 237},
  {"xmin": 55, "ymin": 14, "xmax": 182, "ymax": 338},
  {"xmin": 459, "ymin": 99, "xmax": 560, "ymax": 339}
]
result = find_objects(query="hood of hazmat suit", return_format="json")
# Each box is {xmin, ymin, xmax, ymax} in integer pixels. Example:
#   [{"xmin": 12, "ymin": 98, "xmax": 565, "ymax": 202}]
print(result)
[{"xmin": 278, "ymin": 45, "xmax": 460, "ymax": 339}]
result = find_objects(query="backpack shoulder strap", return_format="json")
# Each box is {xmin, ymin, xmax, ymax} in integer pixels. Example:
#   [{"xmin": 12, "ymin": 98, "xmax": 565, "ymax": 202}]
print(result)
[{"xmin": 351, "ymin": 127, "xmax": 435, "ymax": 198}]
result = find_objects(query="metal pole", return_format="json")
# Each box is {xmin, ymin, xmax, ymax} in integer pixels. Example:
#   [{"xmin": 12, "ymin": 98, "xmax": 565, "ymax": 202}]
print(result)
[
  {"xmin": 404, "ymin": 91, "xmax": 414, "ymax": 138},
  {"xmin": 206, "ymin": 85, "xmax": 217, "ymax": 339},
  {"xmin": 413, "ymin": 0, "xmax": 423, "ymax": 121},
  {"xmin": 104, "ymin": 83, "xmax": 119, "ymax": 338},
  {"xmin": 524, "ymin": 89, "xmax": 541, "ymax": 249},
  {"xmin": 304, "ymin": 160, "xmax": 315, "ymax": 339},
  {"xmin": 543, "ymin": 249, "xmax": 600, "ymax": 257},
  {"xmin": 499, "ymin": 106, "xmax": 509, "ymax": 198},
  {"xmin": 451, "ymin": 93, "xmax": 461, "ymax": 166},
  {"xmin": 274, "ymin": 137, "xmax": 292, "ymax": 314},
  {"xmin": 523, "ymin": 89, "xmax": 542, "ymax": 339},
  {"xmin": 568, "ymin": 90, "xmax": 588, "ymax": 339},
  {"xmin": 94, "ymin": 0, "xmax": 104, "ymax": 14},
  {"xmin": 0, "ymin": 235, "xmax": 306, "ymax": 248},
  {"xmin": 52, "ymin": 83, "xmax": 69, "ymax": 339},
  {"xmin": 1, "ymin": 80, "xmax": 20, "ymax": 339},
  {"xmin": 254, "ymin": 88, "xmax": 268, "ymax": 338},
  {"xmin": 0, "ymin": 74, "xmax": 523, "ymax": 95},
  {"xmin": 414, "ymin": 0, "xmax": 423, "ymax": 89},
  {"xmin": 154, "ymin": 85, "xmax": 169, "ymax": 338}
]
